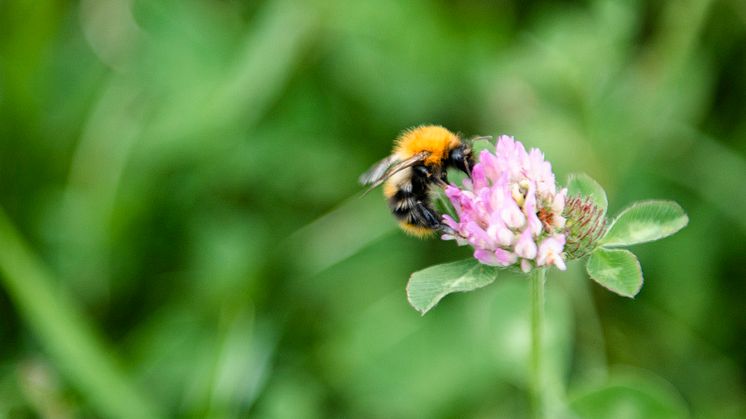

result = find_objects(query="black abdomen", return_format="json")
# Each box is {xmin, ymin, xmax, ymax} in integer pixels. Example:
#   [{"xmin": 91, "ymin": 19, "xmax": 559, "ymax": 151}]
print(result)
[{"xmin": 387, "ymin": 166, "xmax": 441, "ymax": 229}]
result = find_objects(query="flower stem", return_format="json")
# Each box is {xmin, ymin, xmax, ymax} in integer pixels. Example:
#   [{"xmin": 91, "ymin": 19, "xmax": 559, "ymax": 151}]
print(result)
[{"xmin": 529, "ymin": 268, "xmax": 546, "ymax": 419}]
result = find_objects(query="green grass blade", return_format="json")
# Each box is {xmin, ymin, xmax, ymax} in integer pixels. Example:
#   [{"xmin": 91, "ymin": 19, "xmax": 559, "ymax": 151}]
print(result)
[{"xmin": 0, "ymin": 208, "xmax": 163, "ymax": 419}]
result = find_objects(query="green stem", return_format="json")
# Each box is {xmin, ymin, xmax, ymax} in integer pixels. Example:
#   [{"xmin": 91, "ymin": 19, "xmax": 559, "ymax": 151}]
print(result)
[{"xmin": 530, "ymin": 268, "xmax": 546, "ymax": 419}]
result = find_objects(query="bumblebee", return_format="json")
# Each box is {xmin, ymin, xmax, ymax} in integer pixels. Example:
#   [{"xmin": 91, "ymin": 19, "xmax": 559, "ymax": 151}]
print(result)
[{"xmin": 359, "ymin": 125, "xmax": 474, "ymax": 237}]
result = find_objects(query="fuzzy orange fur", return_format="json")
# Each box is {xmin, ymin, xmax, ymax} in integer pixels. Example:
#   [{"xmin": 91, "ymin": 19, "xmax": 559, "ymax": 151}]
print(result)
[
  {"xmin": 398, "ymin": 222, "xmax": 436, "ymax": 238},
  {"xmin": 393, "ymin": 125, "xmax": 461, "ymax": 166}
]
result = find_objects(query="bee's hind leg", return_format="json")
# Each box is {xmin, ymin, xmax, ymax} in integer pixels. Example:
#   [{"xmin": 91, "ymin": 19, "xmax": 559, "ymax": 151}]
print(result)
[
  {"xmin": 414, "ymin": 201, "xmax": 442, "ymax": 229},
  {"xmin": 421, "ymin": 202, "xmax": 457, "ymax": 236},
  {"xmin": 437, "ymin": 223, "xmax": 457, "ymax": 236}
]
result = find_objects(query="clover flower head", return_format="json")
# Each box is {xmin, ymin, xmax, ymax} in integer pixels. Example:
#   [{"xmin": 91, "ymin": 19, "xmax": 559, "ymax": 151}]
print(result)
[{"xmin": 442, "ymin": 136, "xmax": 567, "ymax": 272}]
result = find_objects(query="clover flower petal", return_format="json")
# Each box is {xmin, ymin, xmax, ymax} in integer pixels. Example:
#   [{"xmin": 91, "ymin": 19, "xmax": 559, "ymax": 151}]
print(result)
[{"xmin": 441, "ymin": 136, "xmax": 567, "ymax": 272}]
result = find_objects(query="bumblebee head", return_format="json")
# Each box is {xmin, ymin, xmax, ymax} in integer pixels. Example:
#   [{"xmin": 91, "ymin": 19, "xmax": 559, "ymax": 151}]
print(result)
[{"xmin": 448, "ymin": 143, "xmax": 474, "ymax": 175}]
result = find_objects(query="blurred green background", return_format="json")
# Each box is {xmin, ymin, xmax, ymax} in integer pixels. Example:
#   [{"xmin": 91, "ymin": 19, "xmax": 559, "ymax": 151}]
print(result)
[{"xmin": 1, "ymin": 0, "xmax": 745, "ymax": 417}]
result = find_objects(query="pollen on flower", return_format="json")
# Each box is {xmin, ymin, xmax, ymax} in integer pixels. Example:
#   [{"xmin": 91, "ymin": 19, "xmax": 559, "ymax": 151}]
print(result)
[{"xmin": 441, "ymin": 135, "xmax": 567, "ymax": 272}]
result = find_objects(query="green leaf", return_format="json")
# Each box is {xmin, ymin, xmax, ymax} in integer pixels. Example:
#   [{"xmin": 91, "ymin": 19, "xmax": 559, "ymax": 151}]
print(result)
[
  {"xmin": 586, "ymin": 248, "xmax": 643, "ymax": 298},
  {"xmin": 471, "ymin": 136, "xmax": 496, "ymax": 155},
  {"xmin": 567, "ymin": 173, "xmax": 608, "ymax": 216},
  {"xmin": 570, "ymin": 370, "xmax": 690, "ymax": 419},
  {"xmin": 407, "ymin": 259, "xmax": 498, "ymax": 315},
  {"xmin": 601, "ymin": 200, "xmax": 688, "ymax": 247}
]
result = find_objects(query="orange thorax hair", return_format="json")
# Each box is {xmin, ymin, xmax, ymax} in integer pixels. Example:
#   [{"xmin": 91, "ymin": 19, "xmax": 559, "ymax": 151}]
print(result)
[{"xmin": 393, "ymin": 125, "xmax": 461, "ymax": 166}]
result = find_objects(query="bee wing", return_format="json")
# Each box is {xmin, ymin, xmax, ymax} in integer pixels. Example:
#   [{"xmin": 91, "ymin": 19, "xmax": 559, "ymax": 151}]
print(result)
[
  {"xmin": 358, "ymin": 155, "xmax": 398, "ymax": 186},
  {"xmin": 359, "ymin": 151, "xmax": 430, "ymax": 192}
]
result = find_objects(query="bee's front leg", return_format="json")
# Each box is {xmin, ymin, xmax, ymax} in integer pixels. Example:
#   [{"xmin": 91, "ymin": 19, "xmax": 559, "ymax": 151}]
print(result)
[
  {"xmin": 427, "ymin": 166, "xmax": 448, "ymax": 188},
  {"xmin": 439, "ymin": 168, "xmax": 449, "ymax": 185}
]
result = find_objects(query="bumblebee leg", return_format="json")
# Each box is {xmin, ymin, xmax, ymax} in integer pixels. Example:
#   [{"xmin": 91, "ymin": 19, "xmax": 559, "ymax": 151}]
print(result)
[
  {"xmin": 437, "ymin": 224, "xmax": 457, "ymax": 236},
  {"xmin": 440, "ymin": 169, "xmax": 449, "ymax": 184},
  {"xmin": 433, "ymin": 177, "xmax": 448, "ymax": 188},
  {"xmin": 414, "ymin": 201, "xmax": 442, "ymax": 229}
]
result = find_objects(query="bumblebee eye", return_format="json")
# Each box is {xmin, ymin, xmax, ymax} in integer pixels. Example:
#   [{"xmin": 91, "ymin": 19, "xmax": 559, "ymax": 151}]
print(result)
[
  {"xmin": 449, "ymin": 147, "xmax": 464, "ymax": 163},
  {"xmin": 449, "ymin": 146, "xmax": 471, "ymax": 174}
]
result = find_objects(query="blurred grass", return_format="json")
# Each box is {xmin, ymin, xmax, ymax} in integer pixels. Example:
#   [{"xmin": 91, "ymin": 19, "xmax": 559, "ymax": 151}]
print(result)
[
  {"xmin": 0, "ymin": 208, "xmax": 162, "ymax": 418},
  {"xmin": 1, "ymin": 0, "xmax": 745, "ymax": 417}
]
